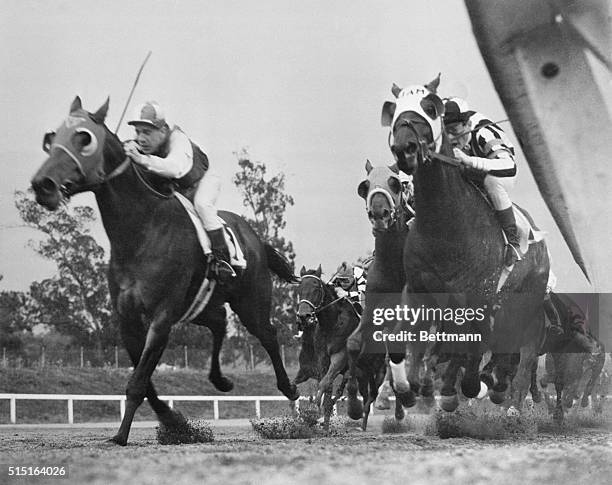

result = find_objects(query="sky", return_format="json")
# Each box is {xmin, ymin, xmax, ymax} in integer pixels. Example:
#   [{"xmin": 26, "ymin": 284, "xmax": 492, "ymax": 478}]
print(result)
[{"xmin": 0, "ymin": 0, "xmax": 593, "ymax": 293}]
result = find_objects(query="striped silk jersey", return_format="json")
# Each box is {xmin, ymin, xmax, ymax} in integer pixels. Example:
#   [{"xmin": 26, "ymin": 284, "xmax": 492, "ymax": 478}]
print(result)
[{"xmin": 466, "ymin": 112, "xmax": 516, "ymax": 178}]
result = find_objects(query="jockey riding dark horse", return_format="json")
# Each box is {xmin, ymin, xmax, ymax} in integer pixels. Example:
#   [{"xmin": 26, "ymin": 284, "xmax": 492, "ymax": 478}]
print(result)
[
  {"xmin": 379, "ymin": 75, "xmax": 551, "ymax": 412},
  {"xmin": 31, "ymin": 98, "xmax": 299, "ymax": 445},
  {"xmin": 123, "ymin": 101, "xmax": 237, "ymax": 284}
]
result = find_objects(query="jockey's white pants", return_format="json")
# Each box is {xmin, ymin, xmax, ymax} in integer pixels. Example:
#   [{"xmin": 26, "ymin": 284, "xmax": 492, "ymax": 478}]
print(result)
[
  {"xmin": 484, "ymin": 174, "xmax": 515, "ymax": 211},
  {"xmin": 194, "ymin": 171, "xmax": 223, "ymax": 231}
]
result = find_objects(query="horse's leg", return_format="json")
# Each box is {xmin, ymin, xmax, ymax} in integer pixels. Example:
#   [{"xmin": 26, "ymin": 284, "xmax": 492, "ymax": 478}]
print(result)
[
  {"xmin": 316, "ymin": 350, "xmax": 347, "ymax": 413},
  {"xmin": 111, "ymin": 313, "xmax": 172, "ymax": 446},
  {"xmin": 230, "ymin": 297, "xmax": 298, "ymax": 400},
  {"xmin": 359, "ymin": 372, "xmax": 374, "ymax": 431},
  {"xmin": 582, "ymin": 351, "xmax": 605, "ymax": 408},
  {"xmin": 460, "ymin": 351, "xmax": 483, "ymax": 399},
  {"xmin": 195, "ymin": 306, "xmax": 234, "ymax": 392},
  {"xmin": 509, "ymin": 341, "xmax": 538, "ymax": 413},
  {"xmin": 552, "ymin": 353, "xmax": 565, "ymax": 423},
  {"xmin": 115, "ymin": 314, "xmax": 179, "ymax": 434},
  {"xmin": 439, "ymin": 356, "xmax": 463, "ymax": 412},
  {"xmin": 529, "ymin": 357, "xmax": 542, "ymax": 403}
]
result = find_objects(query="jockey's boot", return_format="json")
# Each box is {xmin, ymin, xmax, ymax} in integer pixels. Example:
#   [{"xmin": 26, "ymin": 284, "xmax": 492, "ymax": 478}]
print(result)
[
  {"xmin": 496, "ymin": 207, "xmax": 523, "ymax": 267},
  {"xmin": 206, "ymin": 228, "xmax": 236, "ymax": 284},
  {"xmin": 543, "ymin": 294, "xmax": 564, "ymax": 338}
]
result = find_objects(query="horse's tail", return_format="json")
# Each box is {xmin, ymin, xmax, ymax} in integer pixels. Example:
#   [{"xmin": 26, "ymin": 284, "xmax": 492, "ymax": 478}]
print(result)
[{"xmin": 264, "ymin": 244, "xmax": 298, "ymax": 283}]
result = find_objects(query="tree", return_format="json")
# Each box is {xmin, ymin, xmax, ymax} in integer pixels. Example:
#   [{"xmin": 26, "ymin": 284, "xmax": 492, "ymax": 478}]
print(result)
[
  {"xmin": 14, "ymin": 190, "xmax": 115, "ymax": 361},
  {"xmin": 231, "ymin": 150, "xmax": 298, "ymax": 367}
]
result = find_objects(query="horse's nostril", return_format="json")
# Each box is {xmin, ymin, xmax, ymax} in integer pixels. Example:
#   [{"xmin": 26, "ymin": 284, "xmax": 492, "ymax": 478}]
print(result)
[{"xmin": 33, "ymin": 177, "xmax": 58, "ymax": 194}]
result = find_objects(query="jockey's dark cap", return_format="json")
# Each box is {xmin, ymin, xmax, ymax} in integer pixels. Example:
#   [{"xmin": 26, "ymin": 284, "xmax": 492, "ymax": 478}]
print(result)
[{"xmin": 443, "ymin": 98, "xmax": 473, "ymax": 125}]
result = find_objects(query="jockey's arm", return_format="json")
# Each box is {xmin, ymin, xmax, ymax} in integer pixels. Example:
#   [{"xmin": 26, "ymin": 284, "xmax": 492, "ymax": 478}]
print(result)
[
  {"xmin": 137, "ymin": 129, "xmax": 194, "ymax": 178},
  {"xmin": 454, "ymin": 126, "xmax": 517, "ymax": 177}
]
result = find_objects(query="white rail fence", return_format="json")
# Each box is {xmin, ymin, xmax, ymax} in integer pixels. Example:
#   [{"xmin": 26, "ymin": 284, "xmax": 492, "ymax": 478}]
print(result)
[{"xmin": 0, "ymin": 394, "xmax": 349, "ymax": 425}]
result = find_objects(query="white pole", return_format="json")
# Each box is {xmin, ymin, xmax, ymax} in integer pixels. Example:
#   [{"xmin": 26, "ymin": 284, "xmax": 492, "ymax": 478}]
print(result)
[
  {"xmin": 10, "ymin": 398, "xmax": 16, "ymax": 423},
  {"xmin": 213, "ymin": 400, "xmax": 219, "ymax": 420},
  {"xmin": 67, "ymin": 399, "xmax": 74, "ymax": 424}
]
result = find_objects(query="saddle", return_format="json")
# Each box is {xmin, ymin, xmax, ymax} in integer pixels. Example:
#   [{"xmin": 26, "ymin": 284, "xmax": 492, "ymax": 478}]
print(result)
[
  {"xmin": 174, "ymin": 192, "xmax": 247, "ymax": 269},
  {"xmin": 469, "ymin": 180, "xmax": 546, "ymax": 253}
]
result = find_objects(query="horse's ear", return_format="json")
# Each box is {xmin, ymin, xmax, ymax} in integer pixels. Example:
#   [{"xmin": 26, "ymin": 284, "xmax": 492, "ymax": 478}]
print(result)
[
  {"xmin": 92, "ymin": 97, "xmax": 110, "ymax": 123},
  {"xmin": 70, "ymin": 96, "xmax": 82, "ymax": 113},
  {"xmin": 365, "ymin": 159, "xmax": 373, "ymax": 174},
  {"xmin": 316, "ymin": 264, "xmax": 322, "ymax": 277},
  {"xmin": 300, "ymin": 266, "xmax": 306, "ymax": 277},
  {"xmin": 425, "ymin": 73, "xmax": 441, "ymax": 94},
  {"xmin": 391, "ymin": 83, "xmax": 402, "ymax": 98},
  {"xmin": 381, "ymin": 101, "xmax": 396, "ymax": 127},
  {"xmin": 357, "ymin": 180, "xmax": 370, "ymax": 200},
  {"xmin": 420, "ymin": 94, "xmax": 444, "ymax": 120}
]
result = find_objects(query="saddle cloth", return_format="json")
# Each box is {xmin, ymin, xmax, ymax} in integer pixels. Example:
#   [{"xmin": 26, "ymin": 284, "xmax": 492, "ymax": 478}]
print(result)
[
  {"xmin": 174, "ymin": 192, "xmax": 247, "ymax": 269},
  {"xmin": 511, "ymin": 205, "xmax": 546, "ymax": 254}
]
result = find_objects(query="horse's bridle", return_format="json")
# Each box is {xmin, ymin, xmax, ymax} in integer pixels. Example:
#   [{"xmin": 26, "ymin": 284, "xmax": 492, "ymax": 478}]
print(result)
[
  {"xmin": 391, "ymin": 116, "xmax": 461, "ymax": 169},
  {"xmin": 298, "ymin": 275, "xmax": 344, "ymax": 317}
]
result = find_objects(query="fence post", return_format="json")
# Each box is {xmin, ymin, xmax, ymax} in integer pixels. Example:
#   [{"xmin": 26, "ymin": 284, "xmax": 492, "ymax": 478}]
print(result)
[
  {"xmin": 67, "ymin": 399, "xmax": 74, "ymax": 424},
  {"xmin": 184, "ymin": 345, "xmax": 188, "ymax": 368},
  {"xmin": 213, "ymin": 400, "xmax": 219, "ymax": 420},
  {"xmin": 40, "ymin": 345, "xmax": 45, "ymax": 368},
  {"xmin": 255, "ymin": 399, "xmax": 261, "ymax": 419},
  {"xmin": 10, "ymin": 397, "xmax": 16, "ymax": 424},
  {"xmin": 120, "ymin": 398, "xmax": 126, "ymax": 420},
  {"xmin": 281, "ymin": 345, "xmax": 286, "ymax": 367},
  {"xmin": 80, "ymin": 347, "xmax": 84, "ymax": 368},
  {"xmin": 2, "ymin": 347, "xmax": 6, "ymax": 368},
  {"xmin": 168, "ymin": 399, "xmax": 174, "ymax": 409},
  {"xmin": 249, "ymin": 344, "xmax": 254, "ymax": 370},
  {"xmin": 114, "ymin": 346, "xmax": 119, "ymax": 369}
]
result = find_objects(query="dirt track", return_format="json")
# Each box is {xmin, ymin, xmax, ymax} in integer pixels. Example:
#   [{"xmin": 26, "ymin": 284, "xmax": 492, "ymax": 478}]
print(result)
[{"xmin": 1, "ymin": 416, "xmax": 611, "ymax": 485}]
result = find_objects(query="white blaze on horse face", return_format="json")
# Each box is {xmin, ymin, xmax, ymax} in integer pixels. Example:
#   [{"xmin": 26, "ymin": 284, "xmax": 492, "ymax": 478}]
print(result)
[{"xmin": 391, "ymin": 85, "xmax": 443, "ymax": 152}]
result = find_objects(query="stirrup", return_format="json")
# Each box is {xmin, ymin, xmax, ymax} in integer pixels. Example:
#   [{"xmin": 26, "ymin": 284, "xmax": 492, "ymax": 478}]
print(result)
[
  {"xmin": 212, "ymin": 258, "xmax": 236, "ymax": 280},
  {"xmin": 504, "ymin": 243, "xmax": 522, "ymax": 268}
]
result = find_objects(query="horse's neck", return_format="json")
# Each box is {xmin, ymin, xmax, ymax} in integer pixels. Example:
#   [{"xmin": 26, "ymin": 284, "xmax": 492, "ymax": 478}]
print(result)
[
  {"xmin": 95, "ymin": 138, "xmax": 160, "ymax": 256},
  {"xmin": 413, "ymin": 140, "xmax": 484, "ymax": 241},
  {"xmin": 318, "ymin": 285, "xmax": 340, "ymax": 328}
]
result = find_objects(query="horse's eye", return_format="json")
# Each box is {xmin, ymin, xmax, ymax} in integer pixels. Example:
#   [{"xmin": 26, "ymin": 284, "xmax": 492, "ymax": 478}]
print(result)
[
  {"xmin": 75, "ymin": 128, "xmax": 98, "ymax": 156},
  {"xmin": 42, "ymin": 131, "xmax": 55, "ymax": 153}
]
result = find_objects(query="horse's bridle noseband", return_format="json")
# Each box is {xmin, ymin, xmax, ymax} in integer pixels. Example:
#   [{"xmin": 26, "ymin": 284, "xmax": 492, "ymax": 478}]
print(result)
[{"xmin": 298, "ymin": 275, "xmax": 345, "ymax": 318}]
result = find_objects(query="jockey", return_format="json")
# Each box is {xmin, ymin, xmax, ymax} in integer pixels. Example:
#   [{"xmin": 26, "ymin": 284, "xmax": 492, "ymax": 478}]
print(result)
[
  {"xmin": 443, "ymin": 97, "xmax": 521, "ymax": 267},
  {"xmin": 332, "ymin": 262, "xmax": 367, "ymax": 314},
  {"xmin": 123, "ymin": 101, "xmax": 235, "ymax": 283}
]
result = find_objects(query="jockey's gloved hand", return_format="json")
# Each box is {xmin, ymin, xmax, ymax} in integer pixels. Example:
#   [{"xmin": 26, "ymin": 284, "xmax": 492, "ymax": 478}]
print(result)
[
  {"xmin": 123, "ymin": 140, "xmax": 143, "ymax": 164},
  {"xmin": 334, "ymin": 287, "xmax": 348, "ymax": 298},
  {"xmin": 453, "ymin": 148, "xmax": 488, "ymax": 172}
]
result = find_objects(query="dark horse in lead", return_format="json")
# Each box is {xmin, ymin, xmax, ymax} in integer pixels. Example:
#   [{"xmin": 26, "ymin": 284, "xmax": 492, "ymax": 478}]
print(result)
[
  {"xmin": 381, "ymin": 76, "xmax": 550, "ymax": 412},
  {"xmin": 31, "ymin": 98, "xmax": 299, "ymax": 445}
]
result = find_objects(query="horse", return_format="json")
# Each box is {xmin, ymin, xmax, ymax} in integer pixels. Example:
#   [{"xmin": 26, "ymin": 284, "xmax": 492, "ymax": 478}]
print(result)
[
  {"xmin": 293, "ymin": 266, "xmax": 357, "ymax": 426},
  {"xmin": 538, "ymin": 292, "xmax": 607, "ymax": 419},
  {"xmin": 31, "ymin": 97, "xmax": 299, "ymax": 445},
  {"xmin": 345, "ymin": 160, "xmax": 415, "ymax": 425},
  {"xmin": 382, "ymin": 75, "xmax": 550, "ymax": 413}
]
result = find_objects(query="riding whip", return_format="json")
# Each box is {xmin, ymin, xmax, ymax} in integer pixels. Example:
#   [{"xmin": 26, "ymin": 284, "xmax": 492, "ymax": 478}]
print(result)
[{"xmin": 114, "ymin": 51, "xmax": 152, "ymax": 134}]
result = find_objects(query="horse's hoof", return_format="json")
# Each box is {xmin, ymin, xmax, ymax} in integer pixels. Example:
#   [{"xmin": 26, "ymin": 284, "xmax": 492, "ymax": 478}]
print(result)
[
  {"xmin": 210, "ymin": 375, "xmax": 234, "ymax": 393},
  {"xmin": 489, "ymin": 390, "xmax": 506, "ymax": 405},
  {"xmin": 395, "ymin": 405, "xmax": 405, "ymax": 421},
  {"xmin": 282, "ymin": 383, "xmax": 300, "ymax": 402},
  {"xmin": 506, "ymin": 406, "xmax": 520, "ymax": 417},
  {"xmin": 108, "ymin": 435, "xmax": 127, "ymax": 446},
  {"xmin": 461, "ymin": 377, "xmax": 481, "ymax": 399},
  {"xmin": 420, "ymin": 378, "xmax": 434, "ymax": 398},
  {"xmin": 396, "ymin": 389, "xmax": 416, "ymax": 408},
  {"xmin": 477, "ymin": 381, "xmax": 488, "ymax": 400},
  {"xmin": 479, "ymin": 372, "xmax": 495, "ymax": 389},
  {"xmin": 440, "ymin": 394, "xmax": 459, "ymax": 412},
  {"xmin": 347, "ymin": 398, "xmax": 363, "ymax": 420},
  {"xmin": 531, "ymin": 389, "xmax": 542, "ymax": 404},
  {"xmin": 375, "ymin": 395, "xmax": 391, "ymax": 410}
]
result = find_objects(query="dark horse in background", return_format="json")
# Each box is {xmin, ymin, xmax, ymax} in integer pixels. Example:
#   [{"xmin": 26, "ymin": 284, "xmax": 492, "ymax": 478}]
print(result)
[
  {"xmin": 293, "ymin": 266, "xmax": 358, "ymax": 427},
  {"xmin": 31, "ymin": 97, "xmax": 299, "ymax": 445},
  {"xmin": 539, "ymin": 292, "xmax": 607, "ymax": 419},
  {"xmin": 346, "ymin": 160, "xmax": 413, "ymax": 426},
  {"xmin": 383, "ymin": 76, "xmax": 550, "ymax": 413}
]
